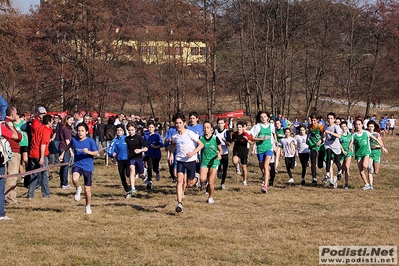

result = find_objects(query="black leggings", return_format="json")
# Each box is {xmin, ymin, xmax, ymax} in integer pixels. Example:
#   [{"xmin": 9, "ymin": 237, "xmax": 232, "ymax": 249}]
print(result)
[
  {"xmin": 218, "ymin": 154, "xmax": 229, "ymax": 184},
  {"xmin": 298, "ymin": 153, "xmax": 310, "ymax": 179},
  {"xmin": 144, "ymin": 156, "xmax": 160, "ymax": 181},
  {"xmin": 325, "ymin": 149, "xmax": 341, "ymax": 173},
  {"xmin": 285, "ymin": 157, "xmax": 295, "ymax": 179},
  {"xmin": 117, "ymin": 160, "xmax": 130, "ymax": 192},
  {"xmin": 310, "ymin": 150, "xmax": 318, "ymax": 180}
]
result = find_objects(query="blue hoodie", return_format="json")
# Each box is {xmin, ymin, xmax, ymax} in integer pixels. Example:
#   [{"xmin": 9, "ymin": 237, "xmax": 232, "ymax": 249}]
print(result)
[{"xmin": 107, "ymin": 134, "xmax": 128, "ymax": 161}]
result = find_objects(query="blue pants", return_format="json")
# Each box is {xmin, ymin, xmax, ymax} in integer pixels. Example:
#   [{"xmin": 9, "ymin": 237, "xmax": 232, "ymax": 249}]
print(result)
[
  {"xmin": 59, "ymin": 150, "xmax": 70, "ymax": 187},
  {"xmin": 0, "ymin": 166, "xmax": 6, "ymax": 217},
  {"xmin": 28, "ymin": 157, "xmax": 50, "ymax": 198}
]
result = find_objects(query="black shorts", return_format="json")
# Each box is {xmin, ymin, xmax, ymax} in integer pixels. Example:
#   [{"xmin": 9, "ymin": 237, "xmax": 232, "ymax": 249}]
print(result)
[
  {"xmin": 20, "ymin": 146, "xmax": 29, "ymax": 153},
  {"xmin": 176, "ymin": 161, "xmax": 197, "ymax": 179}
]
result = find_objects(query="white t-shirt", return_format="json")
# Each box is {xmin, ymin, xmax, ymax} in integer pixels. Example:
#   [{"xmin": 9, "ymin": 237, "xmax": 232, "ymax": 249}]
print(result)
[
  {"xmin": 171, "ymin": 129, "xmax": 200, "ymax": 162},
  {"xmin": 294, "ymin": 135, "xmax": 309, "ymax": 154},
  {"xmin": 280, "ymin": 137, "xmax": 295, "ymax": 158},
  {"xmin": 324, "ymin": 124, "xmax": 342, "ymax": 154}
]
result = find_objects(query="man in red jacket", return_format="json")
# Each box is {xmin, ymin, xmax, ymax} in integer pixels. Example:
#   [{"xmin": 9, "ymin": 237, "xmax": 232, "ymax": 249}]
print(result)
[
  {"xmin": 27, "ymin": 114, "xmax": 53, "ymax": 199},
  {"xmin": 4, "ymin": 106, "xmax": 22, "ymax": 204}
]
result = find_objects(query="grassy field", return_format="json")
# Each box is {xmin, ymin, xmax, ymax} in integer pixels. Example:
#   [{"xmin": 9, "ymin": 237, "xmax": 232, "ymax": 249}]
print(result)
[{"xmin": 1, "ymin": 137, "xmax": 398, "ymax": 265}]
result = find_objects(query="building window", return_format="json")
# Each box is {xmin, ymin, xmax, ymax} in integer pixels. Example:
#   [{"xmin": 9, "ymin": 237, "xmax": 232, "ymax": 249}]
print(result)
[
  {"xmin": 191, "ymin": 47, "xmax": 198, "ymax": 55},
  {"xmin": 175, "ymin": 47, "xmax": 183, "ymax": 56},
  {"xmin": 140, "ymin": 46, "xmax": 148, "ymax": 54},
  {"xmin": 200, "ymin": 47, "xmax": 207, "ymax": 56},
  {"xmin": 150, "ymin": 46, "xmax": 157, "ymax": 55}
]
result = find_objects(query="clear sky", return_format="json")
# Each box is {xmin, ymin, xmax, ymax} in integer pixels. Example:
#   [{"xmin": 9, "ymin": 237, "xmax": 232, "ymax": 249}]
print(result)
[{"xmin": 12, "ymin": 0, "xmax": 41, "ymax": 14}]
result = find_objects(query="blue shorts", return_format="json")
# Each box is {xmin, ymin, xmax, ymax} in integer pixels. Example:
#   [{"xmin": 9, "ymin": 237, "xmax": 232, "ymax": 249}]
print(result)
[
  {"xmin": 257, "ymin": 150, "xmax": 274, "ymax": 162},
  {"xmin": 72, "ymin": 166, "xmax": 93, "ymax": 186},
  {"xmin": 176, "ymin": 161, "xmax": 197, "ymax": 179},
  {"xmin": 129, "ymin": 158, "xmax": 145, "ymax": 175}
]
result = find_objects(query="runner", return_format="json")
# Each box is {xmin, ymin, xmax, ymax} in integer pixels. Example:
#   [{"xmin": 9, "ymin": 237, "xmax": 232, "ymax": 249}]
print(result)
[
  {"xmin": 214, "ymin": 118, "xmax": 231, "ymax": 189},
  {"xmin": 294, "ymin": 125, "xmax": 310, "ymax": 186},
  {"xmin": 322, "ymin": 112, "xmax": 342, "ymax": 188},
  {"xmin": 280, "ymin": 128, "xmax": 296, "ymax": 183},
  {"xmin": 168, "ymin": 112, "xmax": 204, "ymax": 213},
  {"xmin": 307, "ymin": 115, "xmax": 324, "ymax": 185},
  {"xmin": 348, "ymin": 119, "xmax": 385, "ymax": 190},
  {"xmin": 199, "ymin": 121, "xmax": 222, "ymax": 204},
  {"xmin": 366, "ymin": 120, "xmax": 388, "ymax": 189},
  {"xmin": 249, "ymin": 111, "xmax": 276, "ymax": 193},
  {"xmin": 59, "ymin": 122, "xmax": 99, "ymax": 214},
  {"xmin": 230, "ymin": 121, "xmax": 252, "ymax": 186},
  {"xmin": 339, "ymin": 121, "xmax": 353, "ymax": 189},
  {"xmin": 106, "ymin": 124, "xmax": 130, "ymax": 195}
]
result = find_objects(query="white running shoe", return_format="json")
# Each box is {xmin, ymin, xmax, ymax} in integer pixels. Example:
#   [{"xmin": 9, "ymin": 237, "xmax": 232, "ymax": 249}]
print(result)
[
  {"xmin": 0, "ymin": 216, "xmax": 12, "ymax": 221},
  {"xmin": 221, "ymin": 184, "xmax": 226, "ymax": 190},
  {"xmin": 243, "ymin": 180, "xmax": 247, "ymax": 186},
  {"xmin": 207, "ymin": 198, "xmax": 215, "ymax": 204},
  {"xmin": 175, "ymin": 202, "xmax": 183, "ymax": 213},
  {"xmin": 362, "ymin": 184, "xmax": 371, "ymax": 190},
  {"xmin": 74, "ymin": 186, "xmax": 82, "ymax": 202},
  {"xmin": 288, "ymin": 178, "xmax": 294, "ymax": 183},
  {"xmin": 85, "ymin": 205, "xmax": 92, "ymax": 215}
]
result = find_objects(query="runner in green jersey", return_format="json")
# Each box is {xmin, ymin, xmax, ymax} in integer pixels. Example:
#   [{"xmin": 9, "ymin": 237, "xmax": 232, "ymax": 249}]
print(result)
[
  {"xmin": 199, "ymin": 121, "xmax": 222, "ymax": 204},
  {"xmin": 339, "ymin": 121, "xmax": 353, "ymax": 189},
  {"xmin": 366, "ymin": 121, "xmax": 388, "ymax": 190},
  {"xmin": 307, "ymin": 115, "xmax": 324, "ymax": 185},
  {"xmin": 349, "ymin": 119, "xmax": 385, "ymax": 190}
]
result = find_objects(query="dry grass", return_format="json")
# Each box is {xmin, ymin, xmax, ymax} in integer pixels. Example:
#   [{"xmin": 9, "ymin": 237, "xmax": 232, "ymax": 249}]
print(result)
[{"xmin": 1, "ymin": 137, "xmax": 399, "ymax": 266}]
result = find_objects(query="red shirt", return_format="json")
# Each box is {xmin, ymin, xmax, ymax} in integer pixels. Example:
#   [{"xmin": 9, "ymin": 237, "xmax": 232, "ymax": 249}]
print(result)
[
  {"xmin": 31, "ymin": 117, "xmax": 42, "ymax": 136},
  {"xmin": 4, "ymin": 117, "xmax": 22, "ymax": 153},
  {"xmin": 29, "ymin": 125, "xmax": 53, "ymax": 158}
]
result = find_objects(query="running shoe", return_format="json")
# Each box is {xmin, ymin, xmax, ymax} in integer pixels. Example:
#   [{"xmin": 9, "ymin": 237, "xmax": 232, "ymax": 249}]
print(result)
[
  {"xmin": 288, "ymin": 178, "xmax": 294, "ymax": 183},
  {"xmin": 207, "ymin": 198, "xmax": 215, "ymax": 204},
  {"xmin": 236, "ymin": 166, "xmax": 242, "ymax": 175},
  {"xmin": 243, "ymin": 180, "xmax": 247, "ymax": 186},
  {"xmin": 322, "ymin": 174, "xmax": 330, "ymax": 183},
  {"xmin": 312, "ymin": 178, "xmax": 318, "ymax": 185},
  {"xmin": 85, "ymin": 205, "xmax": 92, "ymax": 215},
  {"xmin": 221, "ymin": 184, "xmax": 226, "ymax": 190},
  {"xmin": 337, "ymin": 171, "xmax": 342, "ymax": 181},
  {"xmin": 146, "ymin": 181, "xmax": 153, "ymax": 190},
  {"xmin": 175, "ymin": 202, "xmax": 183, "ymax": 213},
  {"xmin": 74, "ymin": 186, "xmax": 82, "ymax": 202},
  {"xmin": 301, "ymin": 179, "xmax": 305, "ymax": 186},
  {"xmin": 362, "ymin": 184, "xmax": 371, "ymax": 190},
  {"xmin": 217, "ymin": 169, "xmax": 222, "ymax": 179},
  {"xmin": 261, "ymin": 185, "xmax": 268, "ymax": 193},
  {"xmin": 155, "ymin": 173, "xmax": 160, "ymax": 181},
  {"xmin": 344, "ymin": 184, "xmax": 349, "ymax": 190},
  {"xmin": 0, "ymin": 216, "xmax": 12, "ymax": 221}
]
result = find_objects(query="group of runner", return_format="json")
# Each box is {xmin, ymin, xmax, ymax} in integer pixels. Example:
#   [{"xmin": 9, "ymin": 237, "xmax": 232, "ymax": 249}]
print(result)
[{"xmin": 1, "ymin": 106, "xmax": 394, "ymax": 217}]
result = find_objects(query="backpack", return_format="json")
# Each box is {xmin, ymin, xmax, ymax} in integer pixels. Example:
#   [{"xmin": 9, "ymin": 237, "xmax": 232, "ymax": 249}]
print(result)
[{"xmin": 0, "ymin": 125, "xmax": 12, "ymax": 166}]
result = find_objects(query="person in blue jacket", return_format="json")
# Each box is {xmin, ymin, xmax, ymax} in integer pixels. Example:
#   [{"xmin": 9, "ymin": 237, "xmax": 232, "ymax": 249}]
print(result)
[
  {"xmin": 144, "ymin": 121, "xmax": 164, "ymax": 189},
  {"xmin": 107, "ymin": 124, "xmax": 130, "ymax": 195}
]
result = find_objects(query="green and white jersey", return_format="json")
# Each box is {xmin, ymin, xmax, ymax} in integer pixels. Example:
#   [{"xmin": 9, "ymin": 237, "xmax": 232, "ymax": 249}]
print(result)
[
  {"xmin": 250, "ymin": 123, "xmax": 274, "ymax": 154},
  {"xmin": 200, "ymin": 135, "xmax": 221, "ymax": 166},
  {"xmin": 340, "ymin": 132, "xmax": 353, "ymax": 157},
  {"xmin": 351, "ymin": 131, "xmax": 371, "ymax": 158}
]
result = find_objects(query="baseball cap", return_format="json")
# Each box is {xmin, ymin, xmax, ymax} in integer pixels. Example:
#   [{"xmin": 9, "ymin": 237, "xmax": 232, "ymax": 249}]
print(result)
[{"xmin": 38, "ymin": 107, "xmax": 47, "ymax": 114}]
